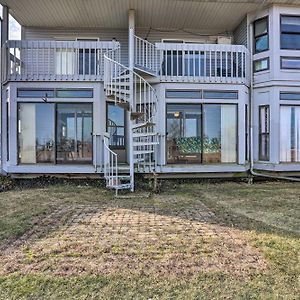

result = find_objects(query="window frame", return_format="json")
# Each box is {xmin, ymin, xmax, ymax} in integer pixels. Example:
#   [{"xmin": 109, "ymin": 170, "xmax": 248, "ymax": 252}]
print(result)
[
  {"xmin": 106, "ymin": 102, "xmax": 126, "ymax": 150},
  {"xmin": 280, "ymin": 56, "xmax": 300, "ymax": 70},
  {"xmin": 254, "ymin": 16, "xmax": 269, "ymax": 54},
  {"xmin": 17, "ymin": 102, "xmax": 94, "ymax": 165},
  {"xmin": 253, "ymin": 57, "xmax": 269, "ymax": 73},
  {"xmin": 165, "ymin": 103, "xmax": 238, "ymax": 165},
  {"xmin": 280, "ymin": 91, "xmax": 300, "ymax": 100},
  {"xmin": 258, "ymin": 105, "xmax": 270, "ymax": 161},
  {"xmin": 280, "ymin": 14, "xmax": 300, "ymax": 50}
]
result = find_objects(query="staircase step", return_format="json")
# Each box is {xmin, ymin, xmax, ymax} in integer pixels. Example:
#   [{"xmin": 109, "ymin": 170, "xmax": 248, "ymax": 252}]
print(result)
[
  {"xmin": 133, "ymin": 141, "xmax": 159, "ymax": 147},
  {"xmin": 117, "ymin": 102, "xmax": 130, "ymax": 110},
  {"xmin": 132, "ymin": 122, "xmax": 156, "ymax": 129},
  {"xmin": 106, "ymin": 94, "xmax": 128, "ymax": 102},
  {"xmin": 133, "ymin": 132, "xmax": 158, "ymax": 138},
  {"xmin": 107, "ymin": 87, "xmax": 130, "ymax": 94},
  {"xmin": 108, "ymin": 183, "xmax": 132, "ymax": 190},
  {"xmin": 134, "ymin": 150, "xmax": 155, "ymax": 155},
  {"xmin": 130, "ymin": 112, "xmax": 144, "ymax": 120}
]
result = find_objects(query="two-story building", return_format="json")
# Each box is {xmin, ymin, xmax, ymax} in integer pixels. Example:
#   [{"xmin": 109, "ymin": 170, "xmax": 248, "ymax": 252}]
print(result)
[{"xmin": 0, "ymin": 0, "xmax": 299, "ymax": 192}]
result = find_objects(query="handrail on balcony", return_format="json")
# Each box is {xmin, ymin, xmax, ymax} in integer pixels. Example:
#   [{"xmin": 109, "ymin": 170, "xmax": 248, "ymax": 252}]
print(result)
[
  {"xmin": 3, "ymin": 40, "xmax": 120, "ymax": 82},
  {"xmin": 156, "ymin": 42, "xmax": 250, "ymax": 85}
]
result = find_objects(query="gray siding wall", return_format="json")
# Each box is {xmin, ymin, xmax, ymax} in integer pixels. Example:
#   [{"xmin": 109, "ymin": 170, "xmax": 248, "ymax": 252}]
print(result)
[
  {"xmin": 23, "ymin": 27, "xmax": 129, "ymax": 66},
  {"xmin": 233, "ymin": 17, "xmax": 248, "ymax": 48},
  {"xmin": 23, "ymin": 27, "xmax": 234, "ymax": 66}
]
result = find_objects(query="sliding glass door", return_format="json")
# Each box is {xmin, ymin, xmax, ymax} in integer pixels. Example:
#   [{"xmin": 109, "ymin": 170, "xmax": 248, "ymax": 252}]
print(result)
[
  {"xmin": 18, "ymin": 103, "xmax": 55, "ymax": 164},
  {"xmin": 56, "ymin": 104, "xmax": 93, "ymax": 164},
  {"xmin": 167, "ymin": 104, "xmax": 202, "ymax": 164},
  {"xmin": 18, "ymin": 103, "xmax": 93, "ymax": 164},
  {"xmin": 166, "ymin": 104, "xmax": 237, "ymax": 164}
]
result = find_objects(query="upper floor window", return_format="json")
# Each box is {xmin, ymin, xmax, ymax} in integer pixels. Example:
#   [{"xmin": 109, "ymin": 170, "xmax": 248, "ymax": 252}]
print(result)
[
  {"xmin": 254, "ymin": 17, "xmax": 269, "ymax": 53},
  {"xmin": 281, "ymin": 15, "xmax": 300, "ymax": 50}
]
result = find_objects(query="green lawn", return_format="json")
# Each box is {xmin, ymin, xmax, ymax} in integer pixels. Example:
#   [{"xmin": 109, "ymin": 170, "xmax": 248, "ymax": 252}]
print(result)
[{"xmin": 0, "ymin": 181, "xmax": 299, "ymax": 299}]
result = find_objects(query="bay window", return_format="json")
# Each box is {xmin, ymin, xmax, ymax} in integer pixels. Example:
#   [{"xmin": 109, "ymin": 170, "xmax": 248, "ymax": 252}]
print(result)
[
  {"xmin": 254, "ymin": 17, "xmax": 269, "ymax": 53},
  {"xmin": 281, "ymin": 15, "xmax": 300, "ymax": 50},
  {"xmin": 258, "ymin": 105, "xmax": 270, "ymax": 161},
  {"xmin": 280, "ymin": 106, "xmax": 300, "ymax": 162}
]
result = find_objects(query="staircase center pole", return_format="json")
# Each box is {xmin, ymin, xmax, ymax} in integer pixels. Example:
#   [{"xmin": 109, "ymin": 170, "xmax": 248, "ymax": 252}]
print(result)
[{"xmin": 128, "ymin": 9, "xmax": 135, "ymax": 192}]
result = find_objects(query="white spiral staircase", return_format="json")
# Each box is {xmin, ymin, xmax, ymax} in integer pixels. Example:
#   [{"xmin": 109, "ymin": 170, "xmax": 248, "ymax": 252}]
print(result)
[{"xmin": 103, "ymin": 37, "xmax": 159, "ymax": 193}]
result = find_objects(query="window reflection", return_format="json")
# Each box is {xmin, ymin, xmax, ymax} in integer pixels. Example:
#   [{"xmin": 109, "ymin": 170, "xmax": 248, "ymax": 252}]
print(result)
[
  {"xmin": 166, "ymin": 104, "xmax": 237, "ymax": 164},
  {"xmin": 56, "ymin": 104, "xmax": 93, "ymax": 164},
  {"xmin": 107, "ymin": 103, "xmax": 125, "ymax": 148},
  {"xmin": 18, "ymin": 103, "xmax": 55, "ymax": 163}
]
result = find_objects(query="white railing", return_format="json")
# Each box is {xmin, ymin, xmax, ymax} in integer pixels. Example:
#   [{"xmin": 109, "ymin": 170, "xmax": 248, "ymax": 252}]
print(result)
[
  {"xmin": 156, "ymin": 43, "xmax": 250, "ymax": 84},
  {"xmin": 103, "ymin": 135, "xmax": 119, "ymax": 191},
  {"xmin": 104, "ymin": 46, "xmax": 159, "ymax": 189},
  {"xmin": 3, "ymin": 40, "xmax": 119, "ymax": 82},
  {"xmin": 134, "ymin": 35, "xmax": 159, "ymax": 74}
]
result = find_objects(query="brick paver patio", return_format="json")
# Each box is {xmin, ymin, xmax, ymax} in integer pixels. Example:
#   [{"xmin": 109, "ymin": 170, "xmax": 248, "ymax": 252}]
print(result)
[{"xmin": 0, "ymin": 195, "xmax": 267, "ymax": 278}]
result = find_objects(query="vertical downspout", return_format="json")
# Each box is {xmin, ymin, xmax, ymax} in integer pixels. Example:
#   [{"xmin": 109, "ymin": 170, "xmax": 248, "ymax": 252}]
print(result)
[{"xmin": 128, "ymin": 9, "xmax": 135, "ymax": 191}]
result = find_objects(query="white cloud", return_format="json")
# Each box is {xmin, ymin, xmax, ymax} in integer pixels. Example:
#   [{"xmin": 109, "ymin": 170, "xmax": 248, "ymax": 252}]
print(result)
[{"xmin": 9, "ymin": 17, "xmax": 21, "ymax": 40}]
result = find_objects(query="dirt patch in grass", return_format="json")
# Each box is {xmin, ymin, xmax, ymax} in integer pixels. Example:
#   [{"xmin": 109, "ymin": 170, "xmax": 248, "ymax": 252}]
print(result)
[{"xmin": 0, "ymin": 196, "xmax": 267, "ymax": 279}]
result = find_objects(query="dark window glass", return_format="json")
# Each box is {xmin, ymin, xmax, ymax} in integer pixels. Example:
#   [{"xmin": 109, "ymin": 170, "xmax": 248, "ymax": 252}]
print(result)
[
  {"xmin": 56, "ymin": 104, "xmax": 93, "ymax": 164},
  {"xmin": 280, "ymin": 92, "xmax": 300, "ymax": 100},
  {"xmin": 107, "ymin": 103, "xmax": 125, "ymax": 148},
  {"xmin": 165, "ymin": 90, "xmax": 201, "ymax": 98},
  {"xmin": 254, "ymin": 17, "xmax": 269, "ymax": 53},
  {"xmin": 17, "ymin": 89, "xmax": 55, "ymax": 98},
  {"xmin": 281, "ymin": 16, "xmax": 300, "ymax": 49},
  {"xmin": 166, "ymin": 104, "xmax": 237, "ymax": 164},
  {"xmin": 56, "ymin": 89, "xmax": 93, "ymax": 98},
  {"xmin": 166, "ymin": 104, "xmax": 202, "ymax": 164},
  {"xmin": 203, "ymin": 90, "xmax": 238, "ymax": 99},
  {"xmin": 254, "ymin": 58, "xmax": 269, "ymax": 72},
  {"xmin": 259, "ymin": 105, "xmax": 270, "ymax": 161},
  {"xmin": 18, "ymin": 103, "xmax": 55, "ymax": 164},
  {"xmin": 281, "ymin": 57, "xmax": 300, "ymax": 69}
]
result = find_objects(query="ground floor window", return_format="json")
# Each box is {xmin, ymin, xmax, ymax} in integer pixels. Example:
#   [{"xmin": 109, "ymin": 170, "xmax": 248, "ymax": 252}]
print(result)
[
  {"xmin": 106, "ymin": 102, "xmax": 125, "ymax": 148},
  {"xmin": 259, "ymin": 105, "xmax": 270, "ymax": 161},
  {"xmin": 18, "ymin": 103, "xmax": 93, "ymax": 164},
  {"xmin": 280, "ymin": 106, "xmax": 300, "ymax": 162},
  {"xmin": 166, "ymin": 104, "xmax": 237, "ymax": 164}
]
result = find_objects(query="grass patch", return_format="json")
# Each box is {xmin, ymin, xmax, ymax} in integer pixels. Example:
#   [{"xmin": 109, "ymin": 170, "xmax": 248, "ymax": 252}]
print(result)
[{"xmin": 0, "ymin": 181, "xmax": 299, "ymax": 299}]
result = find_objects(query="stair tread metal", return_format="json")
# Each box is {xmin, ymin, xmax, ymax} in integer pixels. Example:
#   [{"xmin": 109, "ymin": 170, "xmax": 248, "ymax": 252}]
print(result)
[
  {"xmin": 132, "ymin": 122, "xmax": 156, "ymax": 129},
  {"xmin": 133, "ymin": 132, "xmax": 158, "ymax": 138},
  {"xmin": 133, "ymin": 141, "xmax": 159, "ymax": 146}
]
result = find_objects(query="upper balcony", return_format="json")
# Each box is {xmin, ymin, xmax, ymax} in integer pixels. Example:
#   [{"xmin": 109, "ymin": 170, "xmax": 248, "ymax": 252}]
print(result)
[
  {"xmin": 3, "ymin": 38, "xmax": 250, "ymax": 85},
  {"xmin": 2, "ymin": 40, "xmax": 119, "ymax": 82},
  {"xmin": 134, "ymin": 38, "xmax": 249, "ymax": 85}
]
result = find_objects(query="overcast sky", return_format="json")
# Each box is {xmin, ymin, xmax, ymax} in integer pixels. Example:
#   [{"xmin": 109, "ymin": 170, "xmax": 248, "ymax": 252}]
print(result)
[
  {"xmin": 1, "ymin": 5, "xmax": 21, "ymax": 40},
  {"xmin": 9, "ymin": 17, "xmax": 21, "ymax": 40}
]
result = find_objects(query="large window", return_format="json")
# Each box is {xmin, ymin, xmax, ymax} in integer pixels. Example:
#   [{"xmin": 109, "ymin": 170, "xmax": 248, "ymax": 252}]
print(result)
[
  {"xmin": 281, "ymin": 57, "xmax": 300, "ymax": 70},
  {"xmin": 56, "ymin": 104, "xmax": 93, "ymax": 164},
  {"xmin": 107, "ymin": 103, "xmax": 125, "ymax": 148},
  {"xmin": 259, "ymin": 106, "xmax": 270, "ymax": 161},
  {"xmin": 280, "ymin": 106, "xmax": 300, "ymax": 162},
  {"xmin": 254, "ymin": 17, "xmax": 269, "ymax": 53},
  {"xmin": 18, "ymin": 103, "xmax": 93, "ymax": 164},
  {"xmin": 18, "ymin": 103, "xmax": 55, "ymax": 164},
  {"xmin": 281, "ymin": 15, "xmax": 300, "ymax": 50},
  {"xmin": 166, "ymin": 104, "xmax": 237, "ymax": 164}
]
